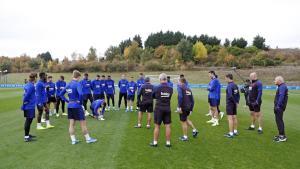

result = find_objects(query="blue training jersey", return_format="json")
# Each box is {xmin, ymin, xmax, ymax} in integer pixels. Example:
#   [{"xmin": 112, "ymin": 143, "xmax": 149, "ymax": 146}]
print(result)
[
  {"xmin": 100, "ymin": 80, "xmax": 106, "ymax": 94},
  {"xmin": 80, "ymin": 78, "xmax": 92, "ymax": 95},
  {"xmin": 56, "ymin": 80, "xmax": 66, "ymax": 96},
  {"xmin": 60, "ymin": 80, "xmax": 83, "ymax": 108},
  {"xmin": 127, "ymin": 81, "xmax": 137, "ymax": 96},
  {"xmin": 105, "ymin": 79, "xmax": 115, "ymax": 94},
  {"xmin": 35, "ymin": 80, "xmax": 47, "ymax": 105},
  {"xmin": 137, "ymin": 78, "xmax": 145, "ymax": 89},
  {"xmin": 208, "ymin": 78, "xmax": 221, "ymax": 100},
  {"xmin": 118, "ymin": 79, "xmax": 128, "ymax": 94},
  {"xmin": 91, "ymin": 79, "xmax": 103, "ymax": 95},
  {"xmin": 91, "ymin": 99, "xmax": 105, "ymax": 114},
  {"xmin": 46, "ymin": 81, "xmax": 56, "ymax": 97},
  {"xmin": 22, "ymin": 82, "xmax": 36, "ymax": 110}
]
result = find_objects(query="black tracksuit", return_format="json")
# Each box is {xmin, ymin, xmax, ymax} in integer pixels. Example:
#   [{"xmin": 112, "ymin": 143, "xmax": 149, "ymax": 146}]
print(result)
[{"xmin": 274, "ymin": 83, "xmax": 288, "ymax": 136}]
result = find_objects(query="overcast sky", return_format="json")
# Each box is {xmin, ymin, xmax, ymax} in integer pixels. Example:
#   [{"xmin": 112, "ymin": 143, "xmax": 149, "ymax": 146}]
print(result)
[{"xmin": 0, "ymin": 0, "xmax": 299, "ymax": 59}]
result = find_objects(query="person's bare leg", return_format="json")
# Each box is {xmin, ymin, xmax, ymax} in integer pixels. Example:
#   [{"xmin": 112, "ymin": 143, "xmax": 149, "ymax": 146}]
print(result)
[
  {"xmin": 147, "ymin": 113, "xmax": 151, "ymax": 126},
  {"xmin": 165, "ymin": 124, "xmax": 171, "ymax": 144},
  {"xmin": 258, "ymin": 112, "xmax": 263, "ymax": 130},
  {"xmin": 80, "ymin": 120, "xmax": 89, "ymax": 135},
  {"xmin": 137, "ymin": 111, "xmax": 142, "ymax": 126},
  {"xmin": 233, "ymin": 115, "xmax": 238, "ymax": 131},
  {"xmin": 153, "ymin": 124, "xmax": 160, "ymax": 143},
  {"xmin": 181, "ymin": 121, "xmax": 188, "ymax": 137},
  {"xmin": 228, "ymin": 116, "xmax": 233, "ymax": 133},
  {"xmin": 250, "ymin": 112, "xmax": 256, "ymax": 127},
  {"xmin": 187, "ymin": 119, "xmax": 196, "ymax": 130},
  {"xmin": 69, "ymin": 120, "xmax": 75, "ymax": 136}
]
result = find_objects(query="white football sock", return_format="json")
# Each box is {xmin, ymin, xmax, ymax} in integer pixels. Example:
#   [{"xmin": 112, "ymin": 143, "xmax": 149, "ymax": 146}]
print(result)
[
  {"xmin": 153, "ymin": 140, "xmax": 158, "ymax": 145},
  {"xmin": 229, "ymin": 132, "xmax": 234, "ymax": 136},
  {"xmin": 258, "ymin": 127, "xmax": 262, "ymax": 131},
  {"xmin": 46, "ymin": 120, "xmax": 50, "ymax": 126},
  {"xmin": 84, "ymin": 134, "xmax": 91, "ymax": 141},
  {"xmin": 192, "ymin": 129, "xmax": 197, "ymax": 132},
  {"xmin": 234, "ymin": 129, "xmax": 238, "ymax": 133},
  {"xmin": 166, "ymin": 141, "xmax": 171, "ymax": 145},
  {"xmin": 70, "ymin": 135, "xmax": 76, "ymax": 142},
  {"xmin": 251, "ymin": 124, "xmax": 255, "ymax": 128}
]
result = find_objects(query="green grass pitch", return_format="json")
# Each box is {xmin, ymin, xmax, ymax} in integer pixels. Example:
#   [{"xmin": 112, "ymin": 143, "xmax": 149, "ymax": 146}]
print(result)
[{"xmin": 0, "ymin": 88, "xmax": 300, "ymax": 169}]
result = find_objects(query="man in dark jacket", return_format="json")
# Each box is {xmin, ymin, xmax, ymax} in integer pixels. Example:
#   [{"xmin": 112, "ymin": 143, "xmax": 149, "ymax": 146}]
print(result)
[
  {"xmin": 135, "ymin": 77, "xmax": 154, "ymax": 129},
  {"xmin": 177, "ymin": 78, "xmax": 199, "ymax": 141},
  {"xmin": 273, "ymin": 76, "xmax": 288, "ymax": 142},
  {"xmin": 150, "ymin": 73, "xmax": 173, "ymax": 147}
]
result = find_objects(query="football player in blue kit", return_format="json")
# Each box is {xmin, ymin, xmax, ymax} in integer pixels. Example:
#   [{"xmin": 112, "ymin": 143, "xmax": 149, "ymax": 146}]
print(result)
[{"xmin": 60, "ymin": 70, "xmax": 97, "ymax": 145}]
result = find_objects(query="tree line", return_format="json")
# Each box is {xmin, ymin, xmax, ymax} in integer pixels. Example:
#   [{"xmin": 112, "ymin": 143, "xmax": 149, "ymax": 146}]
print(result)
[{"xmin": 0, "ymin": 31, "xmax": 297, "ymax": 73}]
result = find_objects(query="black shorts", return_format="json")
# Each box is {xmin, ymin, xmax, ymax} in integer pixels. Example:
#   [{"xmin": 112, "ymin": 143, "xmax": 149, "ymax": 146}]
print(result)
[
  {"xmin": 226, "ymin": 102, "xmax": 237, "ymax": 115},
  {"xmin": 68, "ymin": 108, "xmax": 85, "ymax": 121},
  {"xmin": 154, "ymin": 107, "xmax": 171, "ymax": 125},
  {"xmin": 248, "ymin": 102, "xmax": 261, "ymax": 112},
  {"xmin": 140, "ymin": 103, "xmax": 153, "ymax": 113},
  {"xmin": 24, "ymin": 109, "xmax": 35, "ymax": 118},
  {"xmin": 36, "ymin": 103, "xmax": 47, "ymax": 111},
  {"xmin": 83, "ymin": 94, "xmax": 93, "ymax": 101},
  {"xmin": 47, "ymin": 96, "xmax": 57, "ymax": 103},
  {"xmin": 94, "ymin": 94, "xmax": 105, "ymax": 100},
  {"xmin": 208, "ymin": 98, "xmax": 219, "ymax": 107},
  {"xmin": 127, "ymin": 95, "xmax": 135, "ymax": 101},
  {"xmin": 179, "ymin": 109, "xmax": 191, "ymax": 122}
]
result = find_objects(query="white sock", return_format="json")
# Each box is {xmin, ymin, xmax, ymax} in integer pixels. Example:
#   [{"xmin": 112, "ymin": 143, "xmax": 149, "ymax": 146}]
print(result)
[
  {"xmin": 192, "ymin": 129, "xmax": 197, "ymax": 132},
  {"xmin": 234, "ymin": 129, "xmax": 238, "ymax": 133},
  {"xmin": 126, "ymin": 106, "xmax": 129, "ymax": 110},
  {"xmin": 166, "ymin": 141, "xmax": 171, "ymax": 145},
  {"xmin": 138, "ymin": 123, "xmax": 141, "ymax": 127},
  {"xmin": 229, "ymin": 132, "xmax": 234, "ymax": 136},
  {"xmin": 37, "ymin": 123, "xmax": 42, "ymax": 127},
  {"xmin": 130, "ymin": 106, "xmax": 133, "ymax": 110},
  {"xmin": 153, "ymin": 140, "xmax": 157, "ymax": 145},
  {"xmin": 70, "ymin": 135, "xmax": 76, "ymax": 142},
  {"xmin": 46, "ymin": 120, "xmax": 50, "ymax": 126},
  {"xmin": 183, "ymin": 135, "xmax": 188, "ymax": 139},
  {"xmin": 251, "ymin": 124, "xmax": 255, "ymax": 128},
  {"xmin": 54, "ymin": 109, "xmax": 57, "ymax": 114},
  {"xmin": 84, "ymin": 134, "xmax": 91, "ymax": 141},
  {"xmin": 24, "ymin": 135, "xmax": 29, "ymax": 138},
  {"xmin": 258, "ymin": 127, "xmax": 262, "ymax": 131}
]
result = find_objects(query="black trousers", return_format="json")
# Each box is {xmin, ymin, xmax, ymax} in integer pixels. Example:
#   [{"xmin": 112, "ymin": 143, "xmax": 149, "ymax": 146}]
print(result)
[
  {"xmin": 107, "ymin": 94, "xmax": 115, "ymax": 107},
  {"xmin": 118, "ymin": 92, "xmax": 127, "ymax": 108},
  {"xmin": 24, "ymin": 118, "xmax": 33, "ymax": 136},
  {"xmin": 274, "ymin": 108, "xmax": 285, "ymax": 136},
  {"xmin": 83, "ymin": 94, "xmax": 94, "ymax": 110},
  {"xmin": 37, "ymin": 103, "xmax": 49, "ymax": 123},
  {"xmin": 56, "ymin": 96, "xmax": 65, "ymax": 113}
]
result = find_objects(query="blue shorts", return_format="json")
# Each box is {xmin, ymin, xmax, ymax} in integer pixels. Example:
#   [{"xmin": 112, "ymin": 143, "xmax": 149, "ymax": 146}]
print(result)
[
  {"xmin": 209, "ymin": 98, "xmax": 219, "ymax": 107},
  {"xmin": 68, "ymin": 108, "xmax": 85, "ymax": 121},
  {"xmin": 24, "ymin": 109, "xmax": 35, "ymax": 118},
  {"xmin": 127, "ymin": 95, "xmax": 135, "ymax": 101}
]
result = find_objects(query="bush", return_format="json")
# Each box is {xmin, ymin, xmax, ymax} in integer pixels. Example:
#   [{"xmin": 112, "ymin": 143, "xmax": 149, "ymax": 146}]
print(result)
[
  {"xmin": 228, "ymin": 46, "xmax": 245, "ymax": 56},
  {"xmin": 145, "ymin": 61, "xmax": 164, "ymax": 71}
]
